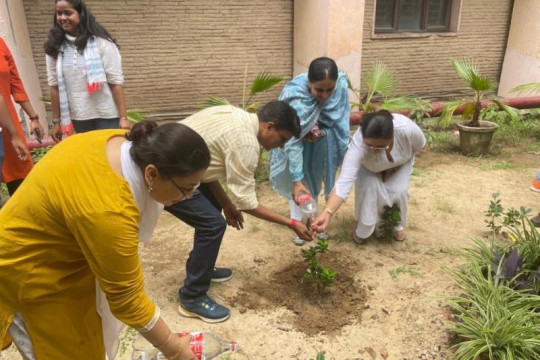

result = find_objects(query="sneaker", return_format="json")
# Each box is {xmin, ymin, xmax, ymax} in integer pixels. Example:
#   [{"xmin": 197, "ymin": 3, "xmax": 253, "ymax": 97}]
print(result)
[
  {"xmin": 532, "ymin": 178, "xmax": 540, "ymax": 193},
  {"xmin": 211, "ymin": 267, "xmax": 232, "ymax": 283},
  {"xmin": 292, "ymin": 236, "xmax": 305, "ymax": 246},
  {"xmin": 178, "ymin": 295, "xmax": 230, "ymax": 323},
  {"xmin": 317, "ymin": 232, "xmax": 329, "ymax": 240},
  {"xmin": 531, "ymin": 213, "xmax": 540, "ymax": 228}
]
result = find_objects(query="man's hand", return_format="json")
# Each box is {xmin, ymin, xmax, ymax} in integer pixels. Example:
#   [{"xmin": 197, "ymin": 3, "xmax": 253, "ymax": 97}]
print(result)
[
  {"xmin": 292, "ymin": 181, "xmax": 310, "ymax": 204},
  {"xmin": 10, "ymin": 136, "xmax": 28, "ymax": 161},
  {"xmin": 223, "ymin": 204, "xmax": 244, "ymax": 230},
  {"xmin": 50, "ymin": 123, "xmax": 63, "ymax": 143},
  {"xmin": 30, "ymin": 119, "xmax": 45, "ymax": 144},
  {"xmin": 292, "ymin": 221, "xmax": 314, "ymax": 242}
]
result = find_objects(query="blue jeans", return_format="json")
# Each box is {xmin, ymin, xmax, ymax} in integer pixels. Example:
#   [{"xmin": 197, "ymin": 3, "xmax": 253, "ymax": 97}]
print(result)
[
  {"xmin": 164, "ymin": 184, "xmax": 227, "ymax": 299},
  {"xmin": 72, "ymin": 118, "xmax": 119, "ymax": 133}
]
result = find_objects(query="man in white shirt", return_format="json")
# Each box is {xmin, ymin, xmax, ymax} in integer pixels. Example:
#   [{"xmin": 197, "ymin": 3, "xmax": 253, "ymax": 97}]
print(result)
[{"xmin": 166, "ymin": 100, "xmax": 313, "ymax": 322}]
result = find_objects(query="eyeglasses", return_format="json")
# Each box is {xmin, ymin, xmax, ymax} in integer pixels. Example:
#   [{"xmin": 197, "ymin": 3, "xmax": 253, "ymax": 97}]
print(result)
[
  {"xmin": 168, "ymin": 177, "xmax": 200, "ymax": 200},
  {"xmin": 362, "ymin": 143, "xmax": 390, "ymax": 151}
]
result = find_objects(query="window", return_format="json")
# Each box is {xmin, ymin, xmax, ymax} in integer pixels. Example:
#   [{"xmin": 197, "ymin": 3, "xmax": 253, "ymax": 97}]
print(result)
[{"xmin": 375, "ymin": 0, "xmax": 453, "ymax": 34}]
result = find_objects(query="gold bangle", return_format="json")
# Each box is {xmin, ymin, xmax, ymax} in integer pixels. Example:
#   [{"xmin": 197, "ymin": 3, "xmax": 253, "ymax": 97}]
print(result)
[
  {"xmin": 325, "ymin": 207, "xmax": 334, "ymax": 215},
  {"xmin": 155, "ymin": 330, "xmax": 172, "ymax": 350}
]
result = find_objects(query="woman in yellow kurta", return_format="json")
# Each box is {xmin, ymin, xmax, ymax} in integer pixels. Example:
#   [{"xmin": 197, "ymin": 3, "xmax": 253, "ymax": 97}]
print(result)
[{"xmin": 0, "ymin": 120, "xmax": 210, "ymax": 360}]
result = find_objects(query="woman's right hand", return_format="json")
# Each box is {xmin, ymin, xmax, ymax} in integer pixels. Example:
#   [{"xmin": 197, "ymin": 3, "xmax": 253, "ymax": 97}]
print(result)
[
  {"xmin": 50, "ymin": 123, "xmax": 63, "ymax": 143},
  {"xmin": 292, "ymin": 181, "xmax": 310, "ymax": 204},
  {"xmin": 311, "ymin": 212, "xmax": 331, "ymax": 233},
  {"xmin": 164, "ymin": 334, "xmax": 197, "ymax": 360}
]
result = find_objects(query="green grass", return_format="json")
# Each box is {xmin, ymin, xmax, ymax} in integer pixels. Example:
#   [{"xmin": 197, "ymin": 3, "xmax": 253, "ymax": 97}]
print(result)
[
  {"xmin": 331, "ymin": 217, "xmax": 354, "ymax": 243},
  {"xmin": 480, "ymin": 160, "xmax": 516, "ymax": 171},
  {"xmin": 411, "ymin": 168, "xmax": 421, "ymax": 176},
  {"xmin": 435, "ymin": 196, "xmax": 454, "ymax": 213},
  {"xmin": 389, "ymin": 265, "xmax": 422, "ymax": 279}
]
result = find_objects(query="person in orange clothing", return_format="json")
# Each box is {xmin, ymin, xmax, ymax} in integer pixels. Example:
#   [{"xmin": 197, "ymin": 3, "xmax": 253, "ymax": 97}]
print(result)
[
  {"xmin": 0, "ymin": 96, "xmax": 29, "ymax": 173},
  {"xmin": 0, "ymin": 37, "xmax": 44, "ymax": 195}
]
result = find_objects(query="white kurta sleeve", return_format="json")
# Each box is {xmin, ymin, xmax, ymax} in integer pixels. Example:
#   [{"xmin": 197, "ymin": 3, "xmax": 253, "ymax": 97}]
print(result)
[
  {"xmin": 409, "ymin": 121, "xmax": 427, "ymax": 155},
  {"xmin": 46, "ymin": 54, "xmax": 58, "ymax": 86},
  {"xmin": 334, "ymin": 129, "xmax": 365, "ymax": 201},
  {"xmin": 97, "ymin": 38, "xmax": 124, "ymax": 85}
]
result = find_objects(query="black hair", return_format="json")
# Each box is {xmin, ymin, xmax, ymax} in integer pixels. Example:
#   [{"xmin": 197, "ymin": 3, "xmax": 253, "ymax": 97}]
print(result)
[
  {"xmin": 126, "ymin": 121, "xmax": 210, "ymax": 177},
  {"xmin": 45, "ymin": 0, "xmax": 118, "ymax": 57},
  {"xmin": 308, "ymin": 57, "xmax": 338, "ymax": 82},
  {"xmin": 361, "ymin": 110, "xmax": 394, "ymax": 139},
  {"xmin": 257, "ymin": 100, "xmax": 301, "ymax": 138}
]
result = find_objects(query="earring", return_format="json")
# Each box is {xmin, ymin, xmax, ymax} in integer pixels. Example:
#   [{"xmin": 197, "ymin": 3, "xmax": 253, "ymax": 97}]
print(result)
[{"xmin": 147, "ymin": 186, "xmax": 153, "ymax": 193}]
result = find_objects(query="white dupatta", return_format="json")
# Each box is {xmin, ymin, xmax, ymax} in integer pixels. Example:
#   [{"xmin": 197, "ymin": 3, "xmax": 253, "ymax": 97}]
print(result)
[{"xmin": 97, "ymin": 141, "xmax": 164, "ymax": 359}]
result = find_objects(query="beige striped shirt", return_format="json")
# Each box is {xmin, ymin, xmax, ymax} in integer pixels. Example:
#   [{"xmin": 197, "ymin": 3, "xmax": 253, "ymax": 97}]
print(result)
[{"xmin": 180, "ymin": 105, "xmax": 260, "ymax": 210}]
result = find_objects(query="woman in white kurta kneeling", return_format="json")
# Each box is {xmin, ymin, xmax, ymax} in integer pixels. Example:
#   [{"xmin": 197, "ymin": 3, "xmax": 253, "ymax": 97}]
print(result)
[{"xmin": 312, "ymin": 110, "xmax": 426, "ymax": 244}]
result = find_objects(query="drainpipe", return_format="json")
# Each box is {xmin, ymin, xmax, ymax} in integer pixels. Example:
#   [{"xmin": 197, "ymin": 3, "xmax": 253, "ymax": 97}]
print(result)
[
  {"xmin": 349, "ymin": 96, "xmax": 540, "ymax": 126},
  {"xmin": 26, "ymin": 96, "xmax": 540, "ymax": 149}
]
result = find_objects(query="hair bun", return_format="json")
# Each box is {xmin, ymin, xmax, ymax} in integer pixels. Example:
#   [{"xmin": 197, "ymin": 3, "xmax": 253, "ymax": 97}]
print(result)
[{"xmin": 126, "ymin": 120, "xmax": 158, "ymax": 142}]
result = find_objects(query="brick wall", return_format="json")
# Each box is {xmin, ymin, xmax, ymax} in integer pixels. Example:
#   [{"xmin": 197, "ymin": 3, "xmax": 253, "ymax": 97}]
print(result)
[
  {"xmin": 23, "ymin": 0, "xmax": 293, "ymax": 119},
  {"xmin": 362, "ymin": 0, "xmax": 513, "ymax": 99}
]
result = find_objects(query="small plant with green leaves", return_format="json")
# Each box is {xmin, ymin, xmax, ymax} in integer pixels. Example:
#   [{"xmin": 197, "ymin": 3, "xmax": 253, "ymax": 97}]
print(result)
[
  {"xmin": 30, "ymin": 146, "xmax": 53, "ymax": 164},
  {"xmin": 301, "ymin": 239, "xmax": 337, "ymax": 295},
  {"xmin": 484, "ymin": 193, "xmax": 531, "ymax": 235},
  {"xmin": 309, "ymin": 352, "xmax": 325, "ymax": 360},
  {"xmin": 379, "ymin": 204, "xmax": 401, "ymax": 238},
  {"xmin": 485, "ymin": 192, "xmax": 504, "ymax": 233}
]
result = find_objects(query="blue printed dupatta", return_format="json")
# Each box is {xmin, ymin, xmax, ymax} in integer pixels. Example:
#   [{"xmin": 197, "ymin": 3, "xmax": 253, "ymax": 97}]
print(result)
[{"xmin": 269, "ymin": 71, "xmax": 350, "ymax": 199}]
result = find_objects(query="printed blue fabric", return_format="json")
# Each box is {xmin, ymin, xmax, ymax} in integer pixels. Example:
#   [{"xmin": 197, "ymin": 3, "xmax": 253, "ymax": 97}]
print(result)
[{"xmin": 269, "ymin": 70, "xmax": 350, "ymax": 199}]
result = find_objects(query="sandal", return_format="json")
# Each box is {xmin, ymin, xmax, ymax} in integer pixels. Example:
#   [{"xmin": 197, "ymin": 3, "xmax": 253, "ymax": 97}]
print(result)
[
  {"xmin": 531, "ymin": 213, "xmax": 540, "ymax": 228},
  {"xmin": 352, "ymin": 232, "xmax": 367, "ymax": 245},
  {"xmin": 392, "ymin": 229, "xmax": 407, "ymax": 242}
]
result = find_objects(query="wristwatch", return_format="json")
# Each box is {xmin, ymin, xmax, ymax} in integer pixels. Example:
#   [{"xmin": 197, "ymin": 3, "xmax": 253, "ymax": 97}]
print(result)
[{"xmin": 52, "ymin": 118, "xmax": 61, "ymax": 124}]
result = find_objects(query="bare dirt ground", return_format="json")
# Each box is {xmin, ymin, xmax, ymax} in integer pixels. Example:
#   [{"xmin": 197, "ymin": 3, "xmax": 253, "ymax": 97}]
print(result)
[{"xmin": 2, "ymin": 147, "xmax": 539, "ymax": 360}]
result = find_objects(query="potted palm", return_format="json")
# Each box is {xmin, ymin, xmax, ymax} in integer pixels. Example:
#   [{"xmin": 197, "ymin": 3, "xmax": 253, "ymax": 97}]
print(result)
[{"xmin": 438, "ymin": 59, "xmax": 520, "ymax": 155}]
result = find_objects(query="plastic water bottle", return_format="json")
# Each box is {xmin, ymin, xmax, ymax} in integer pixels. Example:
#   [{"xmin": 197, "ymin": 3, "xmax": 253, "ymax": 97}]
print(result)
[
  {"xmin": 297, "ymin": 191, "xmax": 318, "ymax": 228},
  {"xmin": 131, "ymin": 331, "xmax": 249, "ymax": 360}
]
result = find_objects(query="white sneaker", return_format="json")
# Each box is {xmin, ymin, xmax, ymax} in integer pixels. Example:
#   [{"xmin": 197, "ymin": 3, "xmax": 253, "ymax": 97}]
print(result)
[
  {"xmin": 317, "ymin": 232, "xmax": 329, "ymax": 240},
  {"xmin": 292, "ymin": 236, "xmax": 305, "ymax": 246}
]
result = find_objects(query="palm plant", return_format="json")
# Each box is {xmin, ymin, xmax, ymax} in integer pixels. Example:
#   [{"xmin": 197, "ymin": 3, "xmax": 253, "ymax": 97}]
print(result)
[
  {"xmin": 438, "ymin": 59, "xmax": 520, "ymax": 129},
  {"xmin": 348, "ymin": 62, "xmax": 418, "ymax": 113},
  {"xmin": 201, "ymin": 65, "xmax": 284, "ymax": 113},
  {"xmin": 510, "ymin": 82, "xmax": 540, "ymax": 95}
]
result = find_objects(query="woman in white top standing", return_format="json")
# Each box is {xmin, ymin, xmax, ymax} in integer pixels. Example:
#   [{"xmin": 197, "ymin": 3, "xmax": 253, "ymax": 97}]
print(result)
[
  {"xmin": 46, "ymin": 0, "xmax": 130, "ymax": 142},
  {"xmin": 312, "ymin": 110, "xmax": 426, "ymax": 244}
]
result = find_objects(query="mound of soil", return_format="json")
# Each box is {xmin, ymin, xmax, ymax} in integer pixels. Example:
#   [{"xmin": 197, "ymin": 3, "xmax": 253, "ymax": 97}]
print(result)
[{"xmin": 228, "ymin": 250, "xmax": 367, "ymax": 336}]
